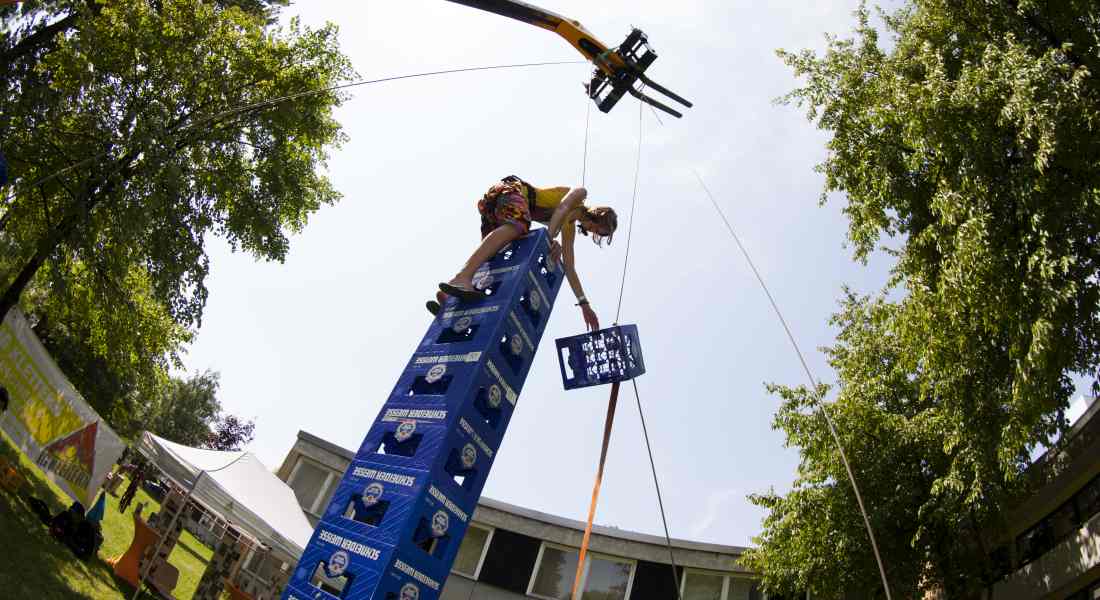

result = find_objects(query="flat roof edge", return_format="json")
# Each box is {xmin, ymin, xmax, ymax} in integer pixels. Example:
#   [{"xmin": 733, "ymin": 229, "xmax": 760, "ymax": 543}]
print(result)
[{"xmin": 296, "ymin": 431, "xmax": 749, "ymax": 556}]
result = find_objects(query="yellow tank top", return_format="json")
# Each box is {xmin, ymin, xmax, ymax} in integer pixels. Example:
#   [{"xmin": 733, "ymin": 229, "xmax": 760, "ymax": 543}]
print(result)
[
  {"xmin": 533, "ymin": 186, "xmax": 570, "ymax": 210},
  {"xmin": 521, "ymin": 185, "xmax": 570, "ymax": 223}
]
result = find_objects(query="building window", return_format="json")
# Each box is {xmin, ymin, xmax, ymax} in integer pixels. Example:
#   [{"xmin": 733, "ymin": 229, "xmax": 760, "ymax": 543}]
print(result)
[
  {"xmin": 528, "ymin": 543, "xmax": 635, "ymax": 600},
  {"xmin": 530, "ymin": 544, "xmax": 580, "ymax": 600},
  {"xmin": 1016, "ymin": 518, "xmax": 1055, "ymax": 566},
  {"xmin": 287, "ymin": 456, "xmax": 329, "ymax": 513},
  {"xmin": 682, "ymin": 571, "xmax": 726, "ymax": 600},
  {"xmin": 726, "ymin": 578, "xmax": 753, "ymax": 600},
  {"xmin": 452, "ymin": 524, "xmax": 494, "ymax": 578},
  {"xmin": 582, "ymin": 552, "xmax": 633, "ymax": 600},
  {"xmin": 1076, "ymin": 472, "xmax": 1100, "ymax": 523}
]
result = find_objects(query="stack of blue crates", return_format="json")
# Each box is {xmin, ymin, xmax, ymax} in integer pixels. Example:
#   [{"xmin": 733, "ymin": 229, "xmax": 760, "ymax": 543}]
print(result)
[{"xmin": 283, "ymin": 229, "xmax": 563, "ymax": 600}]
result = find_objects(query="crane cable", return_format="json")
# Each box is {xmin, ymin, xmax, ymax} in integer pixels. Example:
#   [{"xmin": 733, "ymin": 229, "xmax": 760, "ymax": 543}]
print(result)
[
  {"xmin": 0, "ymin": 59, "xmax": 584, "ymax": 209},
  {"xmin": 691, "ymin": 172, "xmax": 893, "ymax": 600}
]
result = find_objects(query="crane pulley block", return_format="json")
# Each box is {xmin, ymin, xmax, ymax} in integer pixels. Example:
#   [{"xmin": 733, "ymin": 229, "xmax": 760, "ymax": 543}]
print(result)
[{"xmin": 588, "ymin": 28, "xmax": 692, "ymax": 118}]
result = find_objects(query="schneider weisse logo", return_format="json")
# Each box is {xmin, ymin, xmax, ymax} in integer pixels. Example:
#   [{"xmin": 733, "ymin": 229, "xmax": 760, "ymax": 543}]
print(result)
[{"xmin": 363, "ymin": 482, "xmax": 384, "ymax": 505}]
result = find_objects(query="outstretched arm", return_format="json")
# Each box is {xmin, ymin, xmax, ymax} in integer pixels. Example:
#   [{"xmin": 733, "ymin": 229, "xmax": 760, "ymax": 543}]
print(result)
[{"xmin": 560, "ymin": 223, "xmax": 600, "ymax": 331}]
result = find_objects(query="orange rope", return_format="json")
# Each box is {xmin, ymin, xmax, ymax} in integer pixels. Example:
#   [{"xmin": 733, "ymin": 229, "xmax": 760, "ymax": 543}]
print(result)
[{"xmin": 569, "ymin": 381, "xmax": 620, "ymax": 600}]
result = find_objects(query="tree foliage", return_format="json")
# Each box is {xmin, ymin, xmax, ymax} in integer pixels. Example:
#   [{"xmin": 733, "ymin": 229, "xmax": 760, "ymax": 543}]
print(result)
[
  {"xmin": 141, "ymin": 370, "xmax": 255, "ymax": 450},
  {"xmin": 207, "ymin": 413, "xmax": 256, "ymax": 452},
  {"xmin": 744, "ymin": 1, "xmax": 1100, "ymax": 597},
  {"xmin": 0, "ymin": 0, "xmax": 353, "ymax": 434}
]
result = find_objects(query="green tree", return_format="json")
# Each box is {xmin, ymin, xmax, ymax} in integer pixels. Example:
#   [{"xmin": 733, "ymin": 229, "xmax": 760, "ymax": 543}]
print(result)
[
  {"xmin": 22, "ymin": 261, "xmax": 188, "ymax": 437},
  {"xmin": 743, "ymin": 1, "xmax": 1100, "ymax": 597},
  {"xmin": 143, "ymin": 370, "xmax": 223, "ymax": 447},
  {"xmin": 142, "ymin": 369, "xmax": 255, "ymax": 449},
  {"xmin": 0, "ymin": 0, "xmax": 353, "ymax": 433}
]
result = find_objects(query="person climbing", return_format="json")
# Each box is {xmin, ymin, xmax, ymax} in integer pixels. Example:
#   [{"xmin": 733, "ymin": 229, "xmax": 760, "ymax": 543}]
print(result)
[{"xmin": 429, "ymin": 175, "xmax": 617, "ymax": 332}]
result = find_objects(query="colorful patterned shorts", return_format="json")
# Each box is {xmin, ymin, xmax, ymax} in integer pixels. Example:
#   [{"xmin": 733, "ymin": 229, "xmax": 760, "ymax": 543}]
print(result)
[{"xmin": 478, "ymin": 182, "xmax": 531, "ymax": 237}]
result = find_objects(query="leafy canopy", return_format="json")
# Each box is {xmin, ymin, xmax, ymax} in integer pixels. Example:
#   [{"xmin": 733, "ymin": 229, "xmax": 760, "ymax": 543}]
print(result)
[
  {"xmin": 0, "ymin": 0, "xmax": 353, "ymax": 435},
  {"xmin": 743, "ymin": 1, "xmax": 1100, "ymax": 597}
]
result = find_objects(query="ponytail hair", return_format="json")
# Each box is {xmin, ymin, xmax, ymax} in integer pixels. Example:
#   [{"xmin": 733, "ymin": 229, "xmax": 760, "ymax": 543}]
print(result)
[{"xmin": 577, "ymin": 206, "xmax": 618, "ymax": 247}]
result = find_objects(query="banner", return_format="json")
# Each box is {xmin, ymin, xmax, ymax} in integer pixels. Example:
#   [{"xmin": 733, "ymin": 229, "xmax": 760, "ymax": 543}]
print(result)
[{"xmin": 0, "ymin": 308, "xmax": 126, "ymax": 506}]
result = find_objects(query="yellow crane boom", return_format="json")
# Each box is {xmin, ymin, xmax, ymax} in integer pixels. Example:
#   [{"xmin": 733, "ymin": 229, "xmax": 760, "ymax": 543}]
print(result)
[{"xmin": 444, "ymin": 0, "xmax": 692, "ymax": 117}]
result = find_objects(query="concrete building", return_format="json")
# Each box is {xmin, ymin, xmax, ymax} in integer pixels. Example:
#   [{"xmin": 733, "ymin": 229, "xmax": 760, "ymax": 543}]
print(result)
[
  {"xmin": 277, "ymin": 396, "xmax": 1100, "ymax": 600},
  {"xmin": 989, "ymin": 397, "xmax": 1100, "ymax": 599},
  {"xmin": 276, "ymin": 430, "xmax": 765, "ymax": 600}
]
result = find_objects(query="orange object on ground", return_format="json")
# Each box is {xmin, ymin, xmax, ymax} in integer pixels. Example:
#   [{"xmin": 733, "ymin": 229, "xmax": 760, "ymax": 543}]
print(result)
[
  {"xmin": 108, "ymin": 513, "xmax": 159, "ymax": 587},
  {"xmin": 226, "ymin": 582, "xmax": 255, "ymax": 600},
  {"xmin": 0, "ymin": 457, "xmax": 26, "ymax": 494}
]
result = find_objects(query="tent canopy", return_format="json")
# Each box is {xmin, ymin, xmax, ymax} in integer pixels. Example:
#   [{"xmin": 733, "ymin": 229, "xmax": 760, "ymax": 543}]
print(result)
[{"xmin": 137, "ymin": 432, "xmax": 314, "ymax": 562}]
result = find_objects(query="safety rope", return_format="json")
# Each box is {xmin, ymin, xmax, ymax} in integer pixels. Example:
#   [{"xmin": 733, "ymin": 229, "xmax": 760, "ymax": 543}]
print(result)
[
  {"xmin": 632, "ymin": 378, "xmax": 683, "ymax": 600},
  {"xmin": 569, "ymin": 381, "xmax": 620, "ymax": 600},
  {"xmin": 571, "ymin": 89, "xmax": 683, "ymax": 600},
  {"xmin": 692, "ymin": 170, "xmax": 893, "ymax": 600},
  {"xmin": 614, "ymin": 88, "xmax": 645, "ymax": 323},
  {"xmin": 581, "ymin": 100, "xmax": 592, "ymax": 186}
]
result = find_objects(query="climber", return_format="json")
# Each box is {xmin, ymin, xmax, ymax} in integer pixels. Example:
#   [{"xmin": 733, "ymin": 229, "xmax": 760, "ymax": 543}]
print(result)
[{"xmin": 429, "ymin": 176, "xmax": 617, "ymax": 332}]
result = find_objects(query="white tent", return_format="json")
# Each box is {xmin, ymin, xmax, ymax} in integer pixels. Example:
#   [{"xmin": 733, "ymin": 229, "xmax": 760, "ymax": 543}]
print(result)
[{"xmin": 136, "ymin": 431, "xmax": 314, "ymax": 563}]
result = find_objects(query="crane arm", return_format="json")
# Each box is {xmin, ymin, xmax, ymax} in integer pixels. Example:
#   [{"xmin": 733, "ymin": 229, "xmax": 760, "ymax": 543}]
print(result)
[
  {"xmin": 443, "ymin": 0, "xmax": 691, "ymax": 117},
  {"xmin": 443, "ymin": 0, "xmax": 615, "ymax": 65}
]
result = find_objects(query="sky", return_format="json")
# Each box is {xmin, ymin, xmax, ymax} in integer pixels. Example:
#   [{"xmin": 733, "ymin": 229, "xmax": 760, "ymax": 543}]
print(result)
[{"xmin": 180, "ymin": 0, "xmax": 924, "ymax": 548}]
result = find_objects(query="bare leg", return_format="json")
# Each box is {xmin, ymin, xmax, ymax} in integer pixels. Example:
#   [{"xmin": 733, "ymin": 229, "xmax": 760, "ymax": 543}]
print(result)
[{"xmin": 448, "ymin": 224, "xmax": 523, "ymax": 288}]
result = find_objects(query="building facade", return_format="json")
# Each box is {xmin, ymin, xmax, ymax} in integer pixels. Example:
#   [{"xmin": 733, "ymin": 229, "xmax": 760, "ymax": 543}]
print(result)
[
  {"xmin": 276, "ymin": 430, "xmax": 765, "ymax": 600},
  {"xmin": 989, "ymin": 398, "xmax": 1100, "ymax": 599}
]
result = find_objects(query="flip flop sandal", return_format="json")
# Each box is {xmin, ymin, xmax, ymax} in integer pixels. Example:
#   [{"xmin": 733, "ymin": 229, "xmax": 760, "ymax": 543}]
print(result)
[
  {"xmin": 426, "ymin": 300, "xmax": 441, "ymax": 316},
  {"xmin": 439, "ymin": 282, "xmax": 484, "ymax": 302}
]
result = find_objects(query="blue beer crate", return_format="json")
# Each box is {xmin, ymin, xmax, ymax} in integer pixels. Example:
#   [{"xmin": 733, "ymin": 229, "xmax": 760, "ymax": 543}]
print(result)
[
  {"xmin": 317, "ymin": 485, "xmax": 474, "ymax": 580},
  {"xmin": 386, "ymin": 352, "xmax": 484, "ymax": 404},
  {"xmin": 356, "ymin": 411, "xmax": 500, "ymax": 503},
  {"xmin": 290, "ymin": 524, "xmax": 389, "ymax": 600},
  {"xmin": 321, "ymin": 460, "xmax": 427, "ymax": 546},
  {"xmin": 420, "ymin": 277, "xmax": 556, "ymax": 360},
  {"xmin": 555, "ymin": 324, "xmax": 646, "ymax": 390},
  {"xmin": 383, "ymin": 358, "xmax": 522, "ymax": 438},
  {"xmin": 290, "ymin": 521, "xmax": 454, "ymax": 600},
  {"xmin": 388, "ymin": 338, "xmax": 533, "ymax": 408},
  {"xmin": 513, "ymin": 268, "xmax": 557, "ymax": 336},
  {"xmin": 433, "ymin": 230, "xmax": 559, "ymax": 318}
]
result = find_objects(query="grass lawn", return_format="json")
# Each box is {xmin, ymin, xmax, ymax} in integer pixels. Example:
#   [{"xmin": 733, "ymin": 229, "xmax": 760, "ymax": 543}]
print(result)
[{"xmin": 0, "ymin": 428, "xmax": 223, "ymax": 599}]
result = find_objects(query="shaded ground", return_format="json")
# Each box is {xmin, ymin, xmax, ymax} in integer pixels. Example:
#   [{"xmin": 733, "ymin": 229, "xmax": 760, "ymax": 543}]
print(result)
[{"xmin": 0, "ymin": 429, "xmax": 220, "ymax": 599}]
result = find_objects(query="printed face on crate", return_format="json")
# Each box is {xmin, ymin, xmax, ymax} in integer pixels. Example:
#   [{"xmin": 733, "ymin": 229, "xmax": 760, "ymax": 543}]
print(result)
[
  {"xmin": 431, "ymin": 510, "xmax": 449, "ymax": 537},
  {"xmin": 426, "ymin": 364, "xmax": 447, "ymax": 383},
  {"xmin": 461, "ymin": 444, "xmax": 477, "ymax": 468},
  {"xmin": 363, "ymin": 483, "xmax": 384, "ymax": 505},
  {"xmin": 401, "ymin": 583, "xmax": 420, "ymax": 600},
  {"xmin": 328, "ymin": 551, "xmax": 349, "ymax": 577},
  {"xmin": 395, "ymin": 421, "xmax": 417, "ymax": 441}
]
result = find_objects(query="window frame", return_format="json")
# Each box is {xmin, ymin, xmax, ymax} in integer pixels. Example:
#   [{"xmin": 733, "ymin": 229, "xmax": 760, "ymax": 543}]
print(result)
[
  {"xmin": 450, "ymin": 522, "xmax": 495, "ymax": 579},
  {"xmin": 526, "ymin": 541, "xmax": 637, "ymax": 600},
  {"xmin": 286, "ymin": 455, "xmax": 338, "ymax": 518},
  {"xmin": 680, "ymin": 568, "xmax": 729, "ymax": 600}
]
